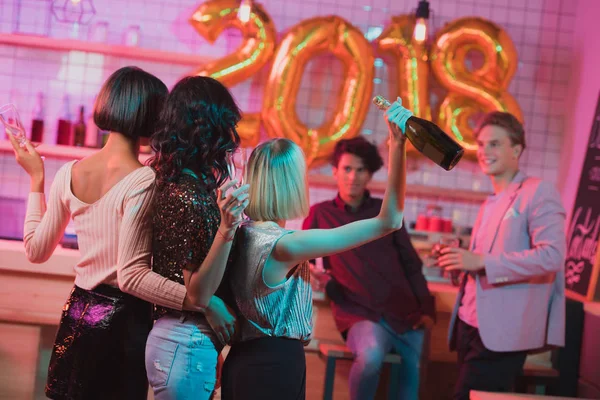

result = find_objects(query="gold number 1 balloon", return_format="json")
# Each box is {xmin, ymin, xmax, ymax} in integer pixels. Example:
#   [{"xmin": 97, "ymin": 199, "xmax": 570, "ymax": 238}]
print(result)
[{"xmin": 376, "ymin": 15, "xmax": 432, "ymax": 154}]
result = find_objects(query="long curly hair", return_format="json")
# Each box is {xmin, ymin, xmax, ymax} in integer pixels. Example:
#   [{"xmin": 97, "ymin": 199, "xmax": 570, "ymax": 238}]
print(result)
[{"xmin": 149, "ymin": 76, "xmax": 241, "ymax": 190}]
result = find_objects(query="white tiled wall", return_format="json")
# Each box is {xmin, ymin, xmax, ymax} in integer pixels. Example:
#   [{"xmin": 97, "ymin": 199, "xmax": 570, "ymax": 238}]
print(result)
[{"xmin": 0, "ymin": 0, "xmax": 576, "ymax": 234}]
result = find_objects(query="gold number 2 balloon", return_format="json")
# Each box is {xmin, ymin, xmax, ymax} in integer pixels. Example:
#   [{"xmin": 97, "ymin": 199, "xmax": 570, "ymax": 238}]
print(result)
[{"xmin": 189, "ymin": 0, "xmax": 277, "ymax": 147}]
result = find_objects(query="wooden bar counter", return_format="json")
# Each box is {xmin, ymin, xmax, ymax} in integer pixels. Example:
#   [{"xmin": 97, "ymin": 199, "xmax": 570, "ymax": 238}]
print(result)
[{"xmin": 1, "ymin": 239, "xmax": 598, "ymax": 400}]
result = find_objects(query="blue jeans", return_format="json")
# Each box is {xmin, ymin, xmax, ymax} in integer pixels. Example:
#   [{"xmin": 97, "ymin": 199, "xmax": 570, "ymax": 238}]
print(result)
[
  {"xmin": 146, "ymin": 315, "xmax": 220, "ymax": 400},
  {"xmin": 346, "ymin": 319, "xmax": 424, "ymax": 400}
]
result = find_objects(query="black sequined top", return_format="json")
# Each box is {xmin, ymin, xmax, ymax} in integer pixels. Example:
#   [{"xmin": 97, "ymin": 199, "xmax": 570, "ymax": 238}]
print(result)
[{"xmin": 151, "ymin": 173, "xmax": 220, "ymax": 320}]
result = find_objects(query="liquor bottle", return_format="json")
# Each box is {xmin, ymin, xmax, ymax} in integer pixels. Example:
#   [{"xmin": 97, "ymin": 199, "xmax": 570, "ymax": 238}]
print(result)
[
  {"xmin": 139, "ymin": 139, "xmax": 152, "ymax": 154},
  {"xmin": 373, "ymin": 95, "xmax": 464, "ymax": 171},
  {"xmin": 73, "ymin": 106, "xmax": 86, "ymax": 147},
  {"xmin": 30, "ymin": 92, "xmax": 44, "ymax": 143},
  {"xmin": 56, "ymin": 95, "xmax": 72, "ymax": 145},
  {"xmin": 84, "ymin": 105, "xmax": 99, "ymax": 148},
  {"xmin": 98, "ymin": 129, "xmax": 109, "ymax": 148}
]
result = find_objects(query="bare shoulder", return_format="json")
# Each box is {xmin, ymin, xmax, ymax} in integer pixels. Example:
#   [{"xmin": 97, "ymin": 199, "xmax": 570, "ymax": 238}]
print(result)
[
  {"xmin": 271, "ymin": 229, "xmax": 299, "ymax": 260},
  {"xmin": 71, "ymin": 152, "xmax": 106, "ymax": 172},
  {"xmin": 74, "ymin": 153, "xmax": 146, "ymax": 180}
]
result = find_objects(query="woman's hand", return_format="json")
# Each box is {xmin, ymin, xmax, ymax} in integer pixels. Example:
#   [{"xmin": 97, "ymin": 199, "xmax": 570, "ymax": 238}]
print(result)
[
  {"xmin": 216, "ymin": 180, "xmax": 250, "ymax": 241},
  {"xmin": 205, "ymin": 296, "xmax": 237, "ymax": 345},
  {"xmin": 8, "ymin": 134, "xmax": 44, "ymax": 192},
  {"xmin": 384, "ymin": 97, "xmax": 412, "ymax": 146}
]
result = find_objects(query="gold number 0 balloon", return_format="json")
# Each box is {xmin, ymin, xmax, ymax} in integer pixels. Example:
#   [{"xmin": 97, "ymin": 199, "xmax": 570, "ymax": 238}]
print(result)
[
  {"xmin": 431, "ymin": 17, "xmax": 523, "ymax": 157},
  {"xmin": 189, "ymin": 0, "xmax": 276, "ymax": 147},
  {"xmin": 261, "ymin": 16, "xmax": 375, "ymax": 167}
]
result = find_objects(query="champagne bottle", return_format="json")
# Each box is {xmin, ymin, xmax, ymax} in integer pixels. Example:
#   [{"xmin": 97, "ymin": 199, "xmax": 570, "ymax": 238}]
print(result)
[
  {"xmin": 73, "ymin": 106, "xmax": 86, "ymax": 147},
  {"xmin": 373, "ymin": 95, "xmax": 464, "ymax": 171},
  {"xmin": 84, "ymin": 105, "xmax": 98, "ymax": 148}
]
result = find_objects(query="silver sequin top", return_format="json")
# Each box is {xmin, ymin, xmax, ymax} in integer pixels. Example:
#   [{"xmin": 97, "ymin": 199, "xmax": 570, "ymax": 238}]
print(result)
[{"xmin": 227, "ymin": 221, "xmax": 313, "ymax": 344}]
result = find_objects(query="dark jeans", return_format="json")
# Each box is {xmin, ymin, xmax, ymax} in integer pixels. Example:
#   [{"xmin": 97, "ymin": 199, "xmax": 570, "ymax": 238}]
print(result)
[
  {"xmin": 221, "ymin": 337, "xmax": 306, "ymax": 400},
  {"xmin": 454, "ymin": 319, "xmax": 528, "ymax": 400}
]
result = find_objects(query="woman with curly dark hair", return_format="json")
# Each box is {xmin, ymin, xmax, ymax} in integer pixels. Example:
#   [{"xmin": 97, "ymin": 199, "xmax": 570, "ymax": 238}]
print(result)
[{"xmin": 145, "ymin": 76, "xmax": 249, "ymax": 400}]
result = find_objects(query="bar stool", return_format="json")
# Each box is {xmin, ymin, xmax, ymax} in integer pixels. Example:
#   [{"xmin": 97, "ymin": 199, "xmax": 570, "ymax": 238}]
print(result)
[{"xmin": 318, "ymin": 343, "xmax": 402, "ymax": 400}]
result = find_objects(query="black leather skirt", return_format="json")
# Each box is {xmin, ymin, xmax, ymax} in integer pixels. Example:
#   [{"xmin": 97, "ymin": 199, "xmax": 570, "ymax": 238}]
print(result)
[{"xmin": 45, "ymin": 284, "xmax": 153, "ymax": 400}]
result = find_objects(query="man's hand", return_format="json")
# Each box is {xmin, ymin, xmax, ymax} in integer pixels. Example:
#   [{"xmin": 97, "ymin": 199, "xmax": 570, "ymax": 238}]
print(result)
[
  {"xmin": 309, "ymin": 262, "xmax": 331, "ymax": 292},
  {"xmin": 205, "ymin": 296, "xmax": 237, "ymax": 345},
  {"xmin": 438, "ymin": 247, "xmax": 485, "ymax": 273},
  {"xmin": 413, "ymin": 315, "xmax": 435, "ymax": 330}
]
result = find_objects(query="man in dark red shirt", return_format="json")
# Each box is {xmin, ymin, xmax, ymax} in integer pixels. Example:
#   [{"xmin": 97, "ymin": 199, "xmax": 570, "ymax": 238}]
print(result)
[{"xmin": 303, "ymin": 136, "xmax": 435, "ymax": 400}]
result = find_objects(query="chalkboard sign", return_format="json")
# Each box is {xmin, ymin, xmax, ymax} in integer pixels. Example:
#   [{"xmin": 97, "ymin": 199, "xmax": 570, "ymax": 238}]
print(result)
[{"xmin": 565, "ymin": 91, "xmax": 600, "ymax": 300}]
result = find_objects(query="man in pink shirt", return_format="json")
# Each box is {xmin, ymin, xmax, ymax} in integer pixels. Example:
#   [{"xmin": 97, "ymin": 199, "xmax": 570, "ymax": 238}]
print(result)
[{"xmin": 438, "ymin": 112, "xmax": 566, "ymax": 399}]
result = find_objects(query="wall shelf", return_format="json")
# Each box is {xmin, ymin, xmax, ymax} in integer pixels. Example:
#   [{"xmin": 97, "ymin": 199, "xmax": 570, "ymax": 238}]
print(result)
[
  {"xmin": 307, "ymin": 173, "xmax": 489, "ymax": 202},
  {"xmin": 0, "ymin": 141, "xmax": 490, "ymax": 202},
  {"xmin": 0, "ymin": 34, "xmax": 490, "ymax": 203},
  {"xmin": 0, "ymin": 33, "xmax": 213, "ymax": 66},
  {"xmin": 0, "ymin": 140, "xmax": 152, "ymax": 163},
  {"xmin": 0, "ymin": 32, "xmax": 489, "ymax": 204}
]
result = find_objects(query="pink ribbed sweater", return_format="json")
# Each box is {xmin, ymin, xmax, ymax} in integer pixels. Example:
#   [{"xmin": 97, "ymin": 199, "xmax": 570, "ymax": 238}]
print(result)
[{"xmin": 24, "ymin": 160, "xmax": 186, "ymax": 310}]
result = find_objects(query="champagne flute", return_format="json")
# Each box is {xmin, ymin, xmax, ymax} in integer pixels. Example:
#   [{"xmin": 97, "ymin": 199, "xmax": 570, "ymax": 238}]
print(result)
[
  {"xmin": 0, "ymin": 103, "xmax": 27, "ymax": 148},
  {"xmin": 226, "ymin": 148, "xmax": 247, "ymax": 187}
]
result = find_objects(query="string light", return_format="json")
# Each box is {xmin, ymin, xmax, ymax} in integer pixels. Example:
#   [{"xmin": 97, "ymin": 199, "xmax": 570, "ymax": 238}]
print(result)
[
  {"xmin": 413, "ymin": 1, "xmax": 430, "ymax": 43},
  {"xmin": 238, "ymin": 0, "xmax": 252, "ymax": 23}
]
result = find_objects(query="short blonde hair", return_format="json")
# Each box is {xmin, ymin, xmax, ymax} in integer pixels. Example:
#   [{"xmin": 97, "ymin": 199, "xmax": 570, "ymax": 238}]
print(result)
[{"xmin": 245, "ymin": 138, "xmax": 309, "ymax": 221}]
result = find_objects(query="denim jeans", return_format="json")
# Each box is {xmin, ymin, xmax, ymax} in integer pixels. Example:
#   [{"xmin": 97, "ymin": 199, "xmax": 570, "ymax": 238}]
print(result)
[
  {"xmin": 346, "ymin": 319, "xmax": 424, "ymax": 400},
  {"xmin": 146, "ymin": 315, "xmax": 220, "ymax": 400}
]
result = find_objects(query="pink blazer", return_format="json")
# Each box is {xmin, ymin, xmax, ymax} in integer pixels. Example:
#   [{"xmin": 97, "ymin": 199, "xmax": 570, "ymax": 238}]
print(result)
[{"xmin": 449, "ymin": 172, "xmax": 566, "ymax": 352}]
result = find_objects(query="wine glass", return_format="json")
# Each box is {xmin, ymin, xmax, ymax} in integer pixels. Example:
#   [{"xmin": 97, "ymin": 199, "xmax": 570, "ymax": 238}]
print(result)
[
  {"xmin": 0, "ymin": 103, "xmax": 27, "ymax": 148},
  {"xmin": 226, "ymin": 148, "xmax": 247, "ymax": 187},
  {"xmin": 431, "ymin": 236, "xmax": 461, "ymax": 286}
]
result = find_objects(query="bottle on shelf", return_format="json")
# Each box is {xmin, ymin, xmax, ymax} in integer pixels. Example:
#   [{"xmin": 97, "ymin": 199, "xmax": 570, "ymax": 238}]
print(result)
[
  {"xmin": 373, "ymin": 95, "xmax": 464, "ymax": 171},
  {"xmin": 85, "ymin": 104, "xmax": 99, "ymax": 148},
  {"xmin": 139, "ymin": 137, "xmax": 152, "ymax": 154},
  {"xmin": 30, "ymin": 92, "xmax": 45, "ymax": 143},
  {"xmin": 73, "ymin": 106, "xmax": 86, "ymax": 147},
  {"xmin": 98, "ymin": 129, "xmax": 109, "ymax": 148},
  {"xmin": 56, "ymin": 95, "xmax": 72, "ymax": 145}
]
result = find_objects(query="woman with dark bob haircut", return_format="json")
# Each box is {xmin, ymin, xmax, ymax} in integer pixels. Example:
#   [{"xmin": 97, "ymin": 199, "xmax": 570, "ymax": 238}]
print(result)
[
  {"xmin": 8, "ymin": 66, "xmax": 202, "ymax": 400},
  {"xmin": 145, "ymin": 75, "xmax": 250, "ymax": 400}
]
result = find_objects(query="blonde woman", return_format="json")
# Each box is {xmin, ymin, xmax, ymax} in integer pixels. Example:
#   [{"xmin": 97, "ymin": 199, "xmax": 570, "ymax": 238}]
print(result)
[{"xmin": 220, "ymin": 99, "xmax": 411, "ymax": 400}]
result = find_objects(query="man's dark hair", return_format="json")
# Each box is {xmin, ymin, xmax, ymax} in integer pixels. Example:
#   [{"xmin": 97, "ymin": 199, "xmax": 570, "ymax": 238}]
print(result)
[{"xmin": 331, "ymin": 136, "xmax": 384, "ymax": 174}]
